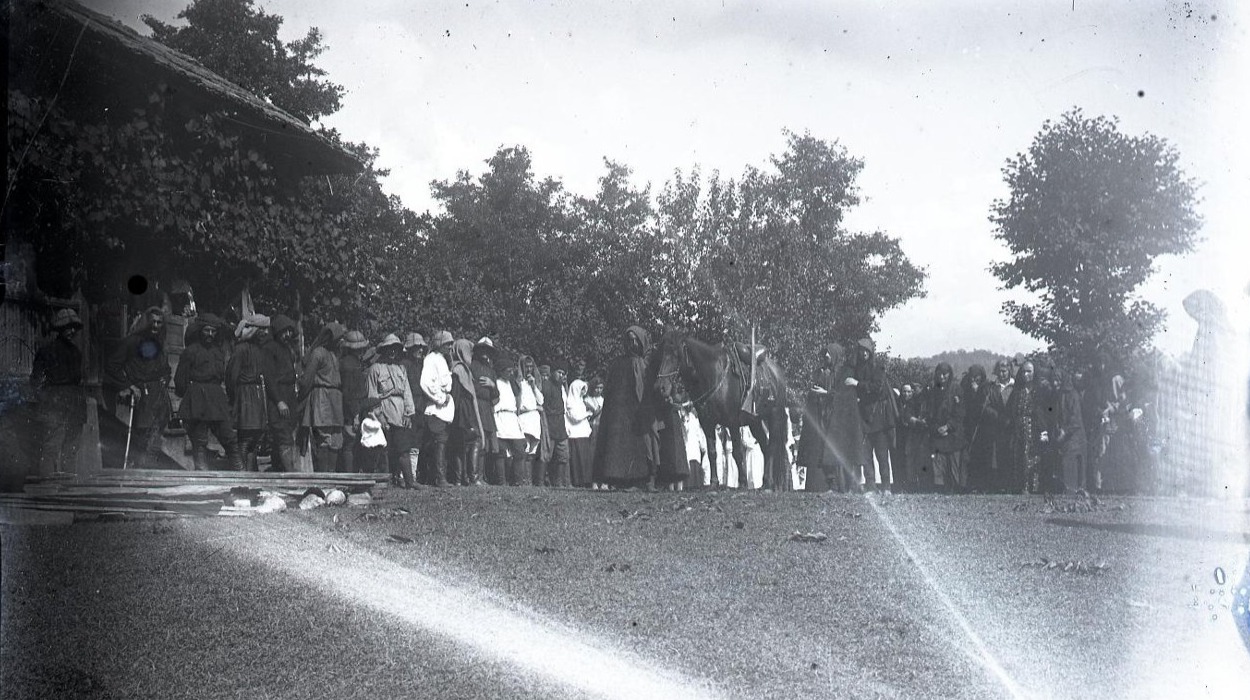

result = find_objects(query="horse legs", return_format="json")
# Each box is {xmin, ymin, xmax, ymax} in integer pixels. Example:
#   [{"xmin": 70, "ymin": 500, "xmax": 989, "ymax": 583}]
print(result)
[{"xmin": 729, "ymin": 428, "xmax": 750, "ymax": 490}]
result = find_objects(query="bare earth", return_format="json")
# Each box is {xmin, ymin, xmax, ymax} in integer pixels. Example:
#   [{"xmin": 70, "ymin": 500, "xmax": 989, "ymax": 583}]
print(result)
[{"xmin": 2, "ymin": 488, "xmax": 1248, "ymax": 699}]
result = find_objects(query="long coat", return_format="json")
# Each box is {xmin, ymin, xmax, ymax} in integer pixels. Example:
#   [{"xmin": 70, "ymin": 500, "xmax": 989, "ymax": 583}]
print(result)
[
  {"xmin": 798, "ymin": 364, "xmax": 865, "ymax": 471},
  {"xmin": 299, "ymin": 346, "xmax": 343, "ymax": 428},
  {"xmin": 592, "ymin": 352, "xmax": 660, "ymax": 485},
  {"xmin": 175, "ymin": 342, "xmax": 230, "ymax": 422},
  {"xmin": 261, "ymin": 338, "xmax": 300, "ymax": 428},
  {"xmin": 227, "ymin": 341, "xmax": 267, "ymax": 431}
]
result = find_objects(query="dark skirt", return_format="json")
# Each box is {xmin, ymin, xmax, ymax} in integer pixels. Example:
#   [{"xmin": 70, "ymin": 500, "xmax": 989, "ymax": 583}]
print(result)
[{"xmin": 569, "ymin": 437, "xmax": 594, "ymax": 487}]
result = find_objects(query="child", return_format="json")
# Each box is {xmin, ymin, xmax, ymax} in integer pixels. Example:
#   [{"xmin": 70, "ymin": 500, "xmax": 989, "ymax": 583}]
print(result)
[{"xmin": 355, "ymin": 397, "xmax": 387, "ymax": 475}]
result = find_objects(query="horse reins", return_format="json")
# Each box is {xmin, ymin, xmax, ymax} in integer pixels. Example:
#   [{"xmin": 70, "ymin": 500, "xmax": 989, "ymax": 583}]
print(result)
[{"xmin": 660, "ymin": 338, "xmax": 729, "ymax": 408}]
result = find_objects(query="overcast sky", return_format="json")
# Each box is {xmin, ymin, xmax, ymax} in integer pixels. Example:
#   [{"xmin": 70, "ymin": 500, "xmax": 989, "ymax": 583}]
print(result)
[{"xmin": 86, "ymin": 0, "xmax": 1248, "ymax": 359}]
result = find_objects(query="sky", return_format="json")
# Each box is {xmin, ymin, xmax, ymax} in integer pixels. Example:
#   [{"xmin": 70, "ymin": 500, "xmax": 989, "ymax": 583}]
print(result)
[{"xmin": 85, "ymin": 0, "xmax": 1249, "ymax": 359}]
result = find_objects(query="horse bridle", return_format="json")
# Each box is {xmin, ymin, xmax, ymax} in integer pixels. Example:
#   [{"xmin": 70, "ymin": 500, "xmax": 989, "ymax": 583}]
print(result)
[{"xmin": 657, "ymin": 337, "xmax": 727, "ymax": 407}]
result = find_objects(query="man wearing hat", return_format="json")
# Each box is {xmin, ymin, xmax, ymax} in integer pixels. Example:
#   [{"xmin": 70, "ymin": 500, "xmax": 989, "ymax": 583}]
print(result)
[
  {"xmin": 261, "ymin": 314, "xmax": 301, "ymax": 471},
  {"xmin": 420, "ymin": 330, "xmax": 457, "ymax": 486},
  {"xmin": 849, "ymin": 336, "xmax": 897, "ymax": 495},
  {"xmin": 401, "ymin": 332, "xmax": 429, "ymax": 480},
  {"xmin": 471, "ymin": 337, "xmax": 501, "ymax": 484},
  {"xmin": 542, "ymin": 360, "xmax": 571, "ymax": 487},
  {"xmin": 337, "ymin": 330, "xmax": 370, "ymax": 473},
  {"xmin": 368, "ymin": 334, "xmax": 417, "ymax": 487},
  {"xmin": 174, "ymin": 313, "xmax": 242, "ymax": 470},
  {"xmin": 300, "ymin": 323, "xmax": 346, "ymax": 472},
  {"xmin": 105, "ymin": 306, "xmax": 172, "ymax": 469},
  {"xmin": 31, "ymin": 308, "xmax": 86, "ymax": 475},
  {"xmin": 227, "ymin": 313, "xmax": 270, "ymax": 470}
]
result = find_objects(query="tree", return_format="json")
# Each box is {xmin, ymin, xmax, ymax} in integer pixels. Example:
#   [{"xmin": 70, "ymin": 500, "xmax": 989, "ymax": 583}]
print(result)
[
  {"xmin": 144, "ymin": 0, "xmax": 344, "ymax": 123},
  {"xmin": 656, "ymin": 131, "xmax": 927, "ymax": 384},
  {"xmin": 990, "ymin": 109, "xmax": 1202, "ymax": 370}
]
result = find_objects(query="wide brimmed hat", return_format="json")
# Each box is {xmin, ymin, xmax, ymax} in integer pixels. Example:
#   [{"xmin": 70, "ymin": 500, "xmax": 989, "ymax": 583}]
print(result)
[
  {"xmin": 52, "ymin": 309, "xmax": 83, "ymax": 329},
  {"xmin": 343, "ymin": 330, "xmax": 369, "ymax": 350},
  {"xmin": 431, "ymin": 330, "xmax": 454, "ymax": 346},
  {"xmin": 377, "ymin": 333, "xmax": 403, "ymax": 349},
  {"xmin": 404, "ymin": 332, "xmax": 427, "ymax": 349},
  {"xmin": 856, "ymin": 337, "xmax": 875, "ymax": 352}
]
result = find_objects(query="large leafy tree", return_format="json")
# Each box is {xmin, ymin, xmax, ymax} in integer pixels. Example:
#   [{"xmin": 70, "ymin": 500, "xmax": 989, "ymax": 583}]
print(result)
[
  {"xmin": 656, "ymin": 131, "xmax": 927, "ymax": 383},
  {"xmin": 990, "ymin": 109, "xmax": 1201, "ymax": 369},
  {"xmin": 143, "ymin": 0, "xmax": 343, "ymax": 123}
]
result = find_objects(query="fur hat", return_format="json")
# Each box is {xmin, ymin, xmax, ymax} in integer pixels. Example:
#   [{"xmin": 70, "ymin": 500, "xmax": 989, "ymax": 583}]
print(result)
[
  {"xmin": 52, "ymin": 309, "xmax": 83, "ymax": 329},
  {"xmin": 272, "ymin": 315, "xmax": 298, "ymax": 335}
]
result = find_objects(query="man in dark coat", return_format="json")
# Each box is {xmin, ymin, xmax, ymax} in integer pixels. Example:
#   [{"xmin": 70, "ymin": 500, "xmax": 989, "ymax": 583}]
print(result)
[
  {"xmin": 798, "ymin": 343, "xmax": 865, "ymax": 492},
  {"xmin": 471, "ymin": 337, "xmax": 501, "ymax": 484},
  {"xmin": 227, "ymin": 314, "xmax": 270, "ymax": 471},
  {"xmin": 300, "ymin": 323, "xmax": 345, "ymax": 473},
  {"xmin": 542, "ymin": 361, "xmax": 572, "ymax": 487},
  {"xmin": 261, "ymin": 314, "xmax": 300, "ymax": 471},
  {"xmin": 174, "ymin": 313, "xmax": 241, "ymax": 470},
  {"xmin": 978, "ymin": 360, "xmax": 1015, "ymax": 493},
  {"xmin": 592, "ymin": 326, "xmax": 662, "ymax": 489},
  {"xmin": 925, "ymin": 362, "xmax": 967, "ymax": 493},
  {"xmin": 105, "ymin": 306, "xmax": 171, "ymax": 469},
  {"xmin": 850, "ymin": 337, "xmax": 898, "ymax": 494},
  {"xmin": 31, "ymin": 308, "xmax": 86, "ymax": 475},
  {"xmin": 961, "ymin": 365, "xmax": 990, "ymax": 492},
  {"xmin": 337, "ymin": 330, "xmax": 370, "ymax": 474}
]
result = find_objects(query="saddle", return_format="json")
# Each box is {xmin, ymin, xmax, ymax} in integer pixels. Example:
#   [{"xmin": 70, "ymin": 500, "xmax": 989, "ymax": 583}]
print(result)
[{"xmin": 729, "ymin": 342, "xmax": 777, "ymax": 415}]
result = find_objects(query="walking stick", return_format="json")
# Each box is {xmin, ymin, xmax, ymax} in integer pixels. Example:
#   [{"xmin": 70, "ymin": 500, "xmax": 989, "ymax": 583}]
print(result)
[{"xmin": 121, "ymin": 392, "xmax": 136, "ymax": 469}]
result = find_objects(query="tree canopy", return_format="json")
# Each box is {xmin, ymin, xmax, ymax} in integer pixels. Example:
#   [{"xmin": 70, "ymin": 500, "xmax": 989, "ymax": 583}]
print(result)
[
  {"xmin": 990, "ymin": 109, "xmax": 1201, "ymax": 370},
  {"xmin": 143, "ymin": 0, "xmax": 344, "ymax": 123}
]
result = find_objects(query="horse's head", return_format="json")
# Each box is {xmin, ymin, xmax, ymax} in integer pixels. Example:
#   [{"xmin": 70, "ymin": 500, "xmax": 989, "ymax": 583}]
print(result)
[{"xmin": 654, "ymin": 327, "xmax": 687, "ymax": 400}]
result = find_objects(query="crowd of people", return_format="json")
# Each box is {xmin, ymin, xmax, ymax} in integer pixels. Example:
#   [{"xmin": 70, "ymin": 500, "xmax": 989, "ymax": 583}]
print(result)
[
  {"xmin": 796, "ymin": 340, "xmax": 1160, "ymax": 496},
  {"xmin": 25, "ymin": 305, "xmax": 1220, "ymax": 498}
]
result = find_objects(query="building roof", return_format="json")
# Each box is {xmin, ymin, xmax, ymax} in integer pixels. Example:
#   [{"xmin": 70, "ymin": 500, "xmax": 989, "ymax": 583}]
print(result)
[{"xmin": 11, "ymin": 0, "xmax": 363, "ymax": 177}]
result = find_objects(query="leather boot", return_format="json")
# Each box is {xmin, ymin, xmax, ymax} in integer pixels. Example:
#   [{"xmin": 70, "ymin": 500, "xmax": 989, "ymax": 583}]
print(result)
[
  {"xmin": 465, "ymin": 443, "xmax": 481, "ymax": 485},
  {"xmin": 431, "ymin": 442, "xmax": 449, "ymax": 487},
  {"xmin": 191, "ymin": 446, "xmax": 210, "ymax": 472},
  {"xmin": 530, "ymin": 454, "xmax": 543, "ymax": 487},
  {"xmin": 402, "ymin": 452, "xmax": 418, "ymax": 489}
]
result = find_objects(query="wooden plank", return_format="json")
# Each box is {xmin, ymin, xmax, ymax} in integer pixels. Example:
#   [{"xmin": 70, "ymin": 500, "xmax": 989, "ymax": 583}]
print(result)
[{"xmin": 0, "ymin": 505, "xmax": 75, "ymax": 526}]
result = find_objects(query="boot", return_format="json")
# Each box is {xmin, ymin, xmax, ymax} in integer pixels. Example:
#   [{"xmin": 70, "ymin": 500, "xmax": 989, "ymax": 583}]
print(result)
[
  {"xmin": 446, "ymin": 444, "xmax": 462, "ymax": 486},
  {"xmin": 465, "ymin": 443, "xmax": 481, "ymax": 485},
  {"xmin": 402, "ymin": 451, "xmax": 418, "ymax": 489},
  {"xmin": 530, "ymin": 454, "xmax": 543, "ymax": 487},
  {"xmin": 191, "ymin": 446, "xmax": 210, "ymax": 472},
  {"xmin": 431, "ymin": 443, "xmax": 449, "ymax": 487}
]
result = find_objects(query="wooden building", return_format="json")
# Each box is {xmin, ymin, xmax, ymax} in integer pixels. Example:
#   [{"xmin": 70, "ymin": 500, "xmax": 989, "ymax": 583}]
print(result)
[{"xmin": 2, "ymin": 0, "xmax": 362, "ymax": 482}]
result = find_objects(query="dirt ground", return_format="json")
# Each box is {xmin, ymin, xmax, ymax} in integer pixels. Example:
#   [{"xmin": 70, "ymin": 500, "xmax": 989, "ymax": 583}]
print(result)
[{"xmin": 2, "ymin": 488, "xmax": 1248, "ymax": 699}]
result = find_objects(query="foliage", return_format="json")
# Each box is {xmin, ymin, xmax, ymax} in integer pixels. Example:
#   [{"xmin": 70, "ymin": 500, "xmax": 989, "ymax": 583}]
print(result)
[
  {"xmin": 914, "ymin": 349, "xmax": 1014, "ymax": 380},
  {"xmin": 5, "ymin": 88, "xmax": 380, "ymax": 315},
  {"xmin": 652, "ymin": 131, "xmax": 928, "ymax": 385},
  {"xmin": 143, "ymin": 0, "xmax": 343, "ymax": 123},
  {"xmin": 879, "ymin": 354, "xmax": 933, "ymax": 392},
  {"xmin": 990, "ymin": 109, "xmax": 1201, "ymax": 371}
]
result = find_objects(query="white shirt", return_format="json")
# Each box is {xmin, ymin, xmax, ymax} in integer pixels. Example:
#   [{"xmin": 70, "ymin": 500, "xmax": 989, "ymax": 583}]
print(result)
[
  {"xmin": 494, "ymin": 379, "xmax": 523, "ymax": 440},
  {"xmin": 565, "ymin": 379, "xmax": 592, "ymax": 439},
  {"xmin": 517, "ymin": 378, "xmax": 544, "ymax": 439},
  {"xmin": 420, "ymin": 351, "xmax": 455, "ymax": 422}
]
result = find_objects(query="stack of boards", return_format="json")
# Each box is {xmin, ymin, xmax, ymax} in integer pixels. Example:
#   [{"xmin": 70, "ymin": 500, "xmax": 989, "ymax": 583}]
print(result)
[{"xmin": 0, "ymin": 469, "xmax": 388, "ymax": 524}]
